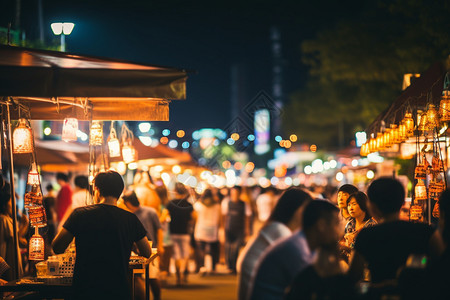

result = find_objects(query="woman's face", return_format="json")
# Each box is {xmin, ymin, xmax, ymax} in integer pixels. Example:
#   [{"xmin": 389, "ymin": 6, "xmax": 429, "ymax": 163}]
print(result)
[{"xmin": 347, "ymin": 198, "xmax": 365, "ymax": 219}]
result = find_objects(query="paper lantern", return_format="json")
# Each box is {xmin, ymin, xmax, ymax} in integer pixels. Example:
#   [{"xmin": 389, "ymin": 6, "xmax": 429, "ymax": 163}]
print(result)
[
  {"xmin": 24, "ymin": 187, "xmax": 43, "ymax": 208},
  {"xmin": 399, "ymin": 122, "xmax": 407, "ymax": 141},
  {"xmin": 62, "ymin": 118, "xmax": 78, "ymax": 142},
  {"xmin": 27, "ymin": 164, "xmax": 40, "ymax": 186},
  {"xmin": 414, "ymin": 164, "xmax": 426, "ymax": 179},
  {"xmin": 417, "ymin": 110, "xmax": 427, "ymax": 131},
  {"xmin": 425, "ymin": 104, "xmax": 439, "ymax": 130},
  {"xmin": 403, "ymin": 113, "xmax": 414, "ymax": 136},
  {"xmin": 410, "ymin": 205, "xmax": 423, "ymax": 221},
  {"xmin": 122, "ymin": 143, "xmax": 137, "ymax": 164},
  {"xmin": 415, "ymin": 180, "xmax": 427, "ymax": 200},
  {"xmin": 383, "ymin": 128, "xmax": 392, "ymax": 148},
  {"xmin": 28, "ymin": 206, "xmax": 47, "ymax": 227},
  {"xmin": 108, "ymin": 138, "xmax": 121, "ymax": 157},
  {"xmin": 439, "ymin": 91, "xmax": 450, "ymax": 122},
  {"xmin": 29, "ymin": 229, "xmax": 45, "ymax": 261},
  {"xmin": 13, "ymin": 118, "xmax": 34, "ymax": 154},
  {"xmin": 376, "ymin": 133, "xmax": 385, "ymax": 151},
  {"xmin": 360, "ymin": 143, "xmax": 369, "ymax": 156},
  {"xmin": 390, "ymin": 124, "xmax": 401, "ymax": 144},
  {"xmin": 89, "ymin": 121, "xmax": 103, "ymax": 146},
  {"xmin": 369, "ymin": 137, "xmax": 376, "ymax": 153}
]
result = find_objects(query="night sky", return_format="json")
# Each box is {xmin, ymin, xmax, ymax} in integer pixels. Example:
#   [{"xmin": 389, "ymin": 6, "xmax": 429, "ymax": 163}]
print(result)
[{"xmin": 1, "ymin": 0, "xmax": 360, "ymax": 133}]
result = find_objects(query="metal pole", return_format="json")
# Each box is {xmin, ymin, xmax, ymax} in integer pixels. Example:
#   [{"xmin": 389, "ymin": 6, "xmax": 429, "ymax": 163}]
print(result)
[
  {"xmin": 6, "ymin": 103, "xmax": 20, "ymax": 279},
  {"xmin": 61, "ymin": 34, "xmax": 65, "ymax": 52}
]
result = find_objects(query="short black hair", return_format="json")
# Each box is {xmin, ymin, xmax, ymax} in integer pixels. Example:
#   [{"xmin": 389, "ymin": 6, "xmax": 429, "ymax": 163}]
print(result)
[
  {"xmin": 93, "ymin": 171, "xmax": 124, "ymax": 199},
  {"xmin": 46, "ymin": 184, "xmax": 54, "ymax": 192},
  {"xmin": 122, "ymin": 190, "xmax": 140, "ymax": 207},
  {"xmin": 302, "ymin": 199, "xmax": 339, "ymax": 231},
  {"xmin": 74, "ymin": 175, "xmax": 89, "ymax": 190},
  {"xmin": 367, "ymin": 177, "xmax": 405, "ymax": 215},
  {"xmin": 56, "ymin": 172, "xmax": 69, "ymax": 182},
  {"xmin": 347, "ymin": 191, "xmax": 372, "ymax": 221},
  {"xmin": 338, "ymin": 184, "xmax": 358, "ymax": 195},
  {"xmin": 174, "ymin": 182, "xmax": 188, "ymax": 196},
  {"xmin": 269, "ymin": 188, "xmax": 312, "ymax": 225}
]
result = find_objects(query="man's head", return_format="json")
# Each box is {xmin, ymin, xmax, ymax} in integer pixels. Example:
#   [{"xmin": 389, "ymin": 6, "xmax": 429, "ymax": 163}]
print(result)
[
  {"xmin": 56, "ymin": 172, "xmax": 69, "ymax": 185},
  {"xmin": 93, "ymin": 171, "xmax": 124, "ymax": 200},
  {"xmin": 337, "ymin": 184, "xmax": 358, "ymax": 209},
  {"xmin": 74, "ymin": 175, "xmax": 89, "ymax": 190},
  {"xmin": 269, "ymin": 188, "xmax": 312, "ymax": 227},
  {"xmin": 302, "ymin": 200, "xmax": 341, "ymax": 248},
  {"xmin": 367, "ymin": 177, "xmax": 405, "ymax": 219},
  {"xmin": 122, "ymin": 190, "xmax": 140, "ymax": 210}
]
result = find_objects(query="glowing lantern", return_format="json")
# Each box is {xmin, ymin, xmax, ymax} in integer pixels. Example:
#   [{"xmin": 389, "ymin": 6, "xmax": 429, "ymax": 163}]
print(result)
[
  {"xmin": 415, "ymin": 180, "xmax": 427, "ymax": 200},
  {"xmin": 28, "ymin": 206, "xmax": 47, "ymax": 227},
  {"xmin": 369, "ymin": 137, "xmax": 376, "ymax": 153},
  {"xmin": 29, "ymin": 228, "xmax": 45, "ymax": 261},
  {"xmin": 360, "ymin": 143, "xmax": 369, "ymax": 156},
  {"xmin": 399, "ymin": 122, "xmax": 407, "ymax": 141},
  {"xmin": 122, "ymin": 143, "xmax": 137, "ymax": 164},
  {"xmin": 425, "ymin": 104, "xmax": 439, "ymax": 130},
  {"xmin": 376, "ymin": 133, "xmax": 385, "ymax": 151},
  {"xmin": 108, "ymin": 125, "xmax": 121, "ymax": 157},
  {"xmin": 62, "ymin": 118, "xmax": 78, "ymax": 142},
  {"xmin": 27, "ymin": 163, "xmax": 40, "ymax": 186},
  {"xmin": 383, "ymin": 128, "xmax": 392, "ymax": 148},
  {"xmin": 390, "ymin": 124, "xmax": 401, "ymax": 144},
  {"xmin": 89, "ymin": 121, "xmax": 103, "ymax": 146},
  {"xmin": 13, "ymin": 118, "xmax": 34, "ymax": 154},
  {"xmin": 417, "ymin": 110, "xmax": 428, "ymax": 131},
  {"xmin": 410, "ymin": 205, "xmax": 423, "ymax": 221},
  {"xmin": 403, "ymin": 113, "xmax": 414, "ymax": 136},
  {"xmin": 440, "ymin": 91, "xmax": 450, "ymax": 122}
]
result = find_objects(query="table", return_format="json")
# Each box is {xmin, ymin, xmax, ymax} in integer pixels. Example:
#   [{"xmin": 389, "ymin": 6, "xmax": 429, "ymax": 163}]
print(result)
[{"xmin": 0, "ymin": 253, "xmax": 158, "ymax": 300}]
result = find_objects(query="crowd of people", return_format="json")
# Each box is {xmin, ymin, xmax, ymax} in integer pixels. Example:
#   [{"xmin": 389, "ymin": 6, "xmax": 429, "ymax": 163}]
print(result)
[{"xmin": 1, "ymin": 169, "xmax": 450, "ymax": 300}]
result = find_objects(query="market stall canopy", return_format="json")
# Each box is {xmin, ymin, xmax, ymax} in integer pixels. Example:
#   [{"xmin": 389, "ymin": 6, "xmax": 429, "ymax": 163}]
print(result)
[
  {"xmin": 366, "ymin": 62, "xmax": 447, "ymax": 134},
  {"xmin": 0, "ymin": 45, "xmax": 188, "ymax": 121}
]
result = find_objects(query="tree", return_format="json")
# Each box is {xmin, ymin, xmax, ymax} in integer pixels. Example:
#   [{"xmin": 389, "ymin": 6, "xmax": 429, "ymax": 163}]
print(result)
[{"xmin": 284, "ymin": 0, "xmax": 450, "ymax": 148}]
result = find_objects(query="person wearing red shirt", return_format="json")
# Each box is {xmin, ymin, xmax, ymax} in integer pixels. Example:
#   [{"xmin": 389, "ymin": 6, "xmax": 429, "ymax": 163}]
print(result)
[{"xmin": 55, "ymin": 173, "xmax": 73, "ymax": 223}]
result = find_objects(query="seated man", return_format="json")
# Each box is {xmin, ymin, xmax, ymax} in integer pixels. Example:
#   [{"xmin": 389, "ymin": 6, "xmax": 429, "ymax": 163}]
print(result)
[
  {"xmin": 348, "ymin": 177, "xmax": 444, "ymax": 284},
  {"xmin": 247, "ymin": 200, "xmax": 342, "ymax": 300},
  {"xmin": 52, "ymin": 171, "xmax": 151, "ymax": 300}
]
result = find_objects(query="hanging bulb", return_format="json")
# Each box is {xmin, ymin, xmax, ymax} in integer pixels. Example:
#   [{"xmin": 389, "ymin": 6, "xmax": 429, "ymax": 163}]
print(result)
[
  {"xmin": 13, "ymin": 118, "xmax": 34, "ymax": 154},
  {"xmin": 29, "ymin": 227, "xmax": 45, "ymax": 261},
  {"xmin": 62, "ymin": 118, "xmax": 78, "ymax": 142},
  {"xmin": 90, "ymin": 121, "xmax": 103, "ymax": 146}
]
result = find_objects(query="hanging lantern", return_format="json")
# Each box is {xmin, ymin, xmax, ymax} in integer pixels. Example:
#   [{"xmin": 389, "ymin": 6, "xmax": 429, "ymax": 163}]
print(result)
[
  {"xmin": 383, "ymin": 128, "xmax": 392, "ymax": 148},
  {"xmin": 415, "ymin": 163, "xmax": 426, "ymax": 179},
  {"xmin": 27, "ymin": 206, "xmax": 47, "ymax": 227},
  {"xmin": 390, "ymin": 124, "xmax": 401, "ymax": 144},
  {"xmin": 432, "ymin": 201, "xmax": 440, "ymax": 218},
  {"xmin": 418, "ymin": 110, "xmax": 427, "ymax": 131},
  {"xmin": 27, "ymin": 164, "xmax": 40, "ymax": 186},
  {"xmin": 29, "ymin": 228, "xmax": 45, "ymax": 261},
  {"xmin": 108, "ymin": 125, "xmax": 121, "ymax": 157},
  {"xmin": 439, "ymin": 90, "xmax": 450, "ymax": 122},
  {"xmin": 403, "ymin": 113, "xmax": 414, "ymax": 136},
  {"xmin": 122, "ymin": 143, "xmax": 137, "ymax": 164},
  {"xmin": 399, "ymin": 122, "xmax": 407, "ymax": 141},
  {"xmin": 360, "ymin": 143, "xmax": 369, "ymax": 156},
  {"xmin": 89, "ymin": 121, "xmax": 103, "ymax": 146},
  {"xmin": 425, "ymin": 104, "xmax": 439, "ymax": 130},
  {"xmin": 415, "ymin": 180, "xmax": 428, "ymax": 200},
  {"xmin": 62, "ymin": 118, "xmax": 78, "ymax": 142},
  {"xmin": 376, "ymin": 133, "xmax": 385, "ymax": 151},
  {"xmin": 24, "ymin": 185, "xmax": 43, "ymax": 208},
  {"xmin": 410, "ymin": 204, "xmax": 423, "ymax": 221},
  {"xmin": 13, "ymin": 118, "xmax": 34, "ymax": 154}
]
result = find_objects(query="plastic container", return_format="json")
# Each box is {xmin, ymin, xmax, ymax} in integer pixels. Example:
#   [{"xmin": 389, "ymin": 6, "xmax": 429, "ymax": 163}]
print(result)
[{"xmin": 47, "ymin": 256, "xmax": 60, "ymax": 275}]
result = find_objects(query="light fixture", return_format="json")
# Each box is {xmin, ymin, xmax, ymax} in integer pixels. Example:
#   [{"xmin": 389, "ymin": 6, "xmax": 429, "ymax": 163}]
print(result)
[
  {"xmin": 122, "ymin": 143, "xmax": 137, "ymax": 164},
  {"xmin": 376, "ymin": 133, "xmax": 385, "ymax": 151},
  {"xmin": 440, "ymin": 90, "xmax": 450, "ymax": 122},
  {"xmin": 390, "ymin": 124, "xmax": 401, "ymax": 144},
  {"xmin": 24, "ymin": 185, "xmax": 43, "ymax": 208},
  {"xmin": 62, "ymin": 117, "xmax": 78, "ymax": 142},
  {"xmin": 399, "ymin": 122, "xmax": 407, "ymax": 141},
  {"xmin": 425, "ymin": 104, "xmax": 439, "ymax": 130},
  {"xmin": 108, "ymin": 122, "xmax": 121, "ymax": 157},
  {"xmin": 89, "ymin": 121, "xmax": 103, "ymax": 146},
  {"xmin": 417, "ymin": 110, "xmax": 428, "ymax": 131},
  {"xmin": 383, "ymin": 128, "xmax": 392, "ymax": 148},
  {"xmin": 13, "ymin": 118, "xmax": 34, "ymax": 154},
  {"xmin": 27, "ymin": 205, "xmax": 47, "ymax": 227},
  {"xmin": 27, "ymin": 163, "xmax": 40, "ymax": 186},
  {"xmin": 414, "ymin": 180, "xmax": 428, "ymax": 200},
  {"xmin": 51, "ymin": 22, "xmax": 75, "ymax": 52},
  {"xmin": 29, "ymin": 227, "xmax": 45, "ymax": 261},
  {"xmin": 403, "ymin": 113, "xmax": 414, "ymax": 136}
]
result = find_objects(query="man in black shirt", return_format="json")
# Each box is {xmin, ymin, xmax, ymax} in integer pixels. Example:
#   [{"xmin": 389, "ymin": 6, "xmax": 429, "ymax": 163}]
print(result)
[
  {"xmin": 348, "ymin": 177, "xmax": 444, "ymax": 284},
  {"xmin": 52, "ymin": 171, "xmax": 151, "ymax": 300}
]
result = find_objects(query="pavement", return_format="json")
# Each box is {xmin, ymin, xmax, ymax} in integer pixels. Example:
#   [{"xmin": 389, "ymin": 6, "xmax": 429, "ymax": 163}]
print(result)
[{"xmin": 161, "ymin": 264, "xmax": 238, "ymax": 300}]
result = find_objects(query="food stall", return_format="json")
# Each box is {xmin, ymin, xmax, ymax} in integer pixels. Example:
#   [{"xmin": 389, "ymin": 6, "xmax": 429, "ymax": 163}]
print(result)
[
  {"xmin": 361, "ymin": 61, "xmax": 449, "ymax": 224},
  {"xmin": 0, "ymin": 43, "xmax": 188, "ymax": 290}
]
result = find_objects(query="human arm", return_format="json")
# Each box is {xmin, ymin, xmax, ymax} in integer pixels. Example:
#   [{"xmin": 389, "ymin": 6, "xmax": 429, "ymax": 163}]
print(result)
[
  {"xmin": 52, "ymin": 228, "xmax": 74, "ymax": 254},
  {"xmin": 135, "ymin": 237, "xmax": 151, "ymax": 258},
  {"xmin": 157, "ymin": 228, "xmax": 164, "ymax": 255}
]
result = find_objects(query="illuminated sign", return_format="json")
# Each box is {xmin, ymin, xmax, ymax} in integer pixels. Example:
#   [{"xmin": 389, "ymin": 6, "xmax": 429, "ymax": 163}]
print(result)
[{"xmin": 254, "ymin": 109, "xmax": 270, "ymax": 154}]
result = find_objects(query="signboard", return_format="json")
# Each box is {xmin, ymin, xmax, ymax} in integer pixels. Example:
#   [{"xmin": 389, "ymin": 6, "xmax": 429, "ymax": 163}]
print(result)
[{"xmin": 254, "ymin": 109, "xmax": 270, "ymax": 154}]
